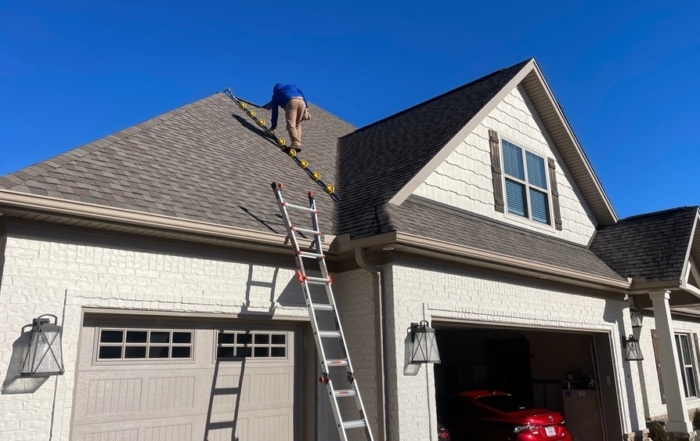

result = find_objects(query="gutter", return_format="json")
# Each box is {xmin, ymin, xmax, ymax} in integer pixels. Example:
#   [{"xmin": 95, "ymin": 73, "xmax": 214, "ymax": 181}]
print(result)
[
  {"xmin": 0, "ymin": 189, "xmax": 297, "ymax": 249},
  {"xmin": 354, "ymin": 248, "xmax": 388, "ymax": 441}
]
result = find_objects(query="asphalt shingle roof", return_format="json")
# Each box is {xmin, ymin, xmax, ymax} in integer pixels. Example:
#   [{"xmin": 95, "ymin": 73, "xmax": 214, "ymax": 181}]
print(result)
[
  {"xmin": 0, "ymin": 92, "xmax": 356, "ymax": 234},
  {"xmin": 390, "ymin": 196, "xmax": 626, "ymax": 282},
  {"xmin": 336, "ymin": 59, "xmax": 530, "ymax": 238},
  {"xmin": 590, "ymin": 207, "xmax": 699, "ymax": 282}
]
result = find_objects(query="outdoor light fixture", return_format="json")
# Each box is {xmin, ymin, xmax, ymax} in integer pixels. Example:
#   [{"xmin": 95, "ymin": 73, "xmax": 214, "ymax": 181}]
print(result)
[
  {"xmin": 21, "ymin": 314, "xmax": 65, "ymax": 377},
  {"xmin": 630, "ymin": 307, "xmax": 643, "ymax": 329},
  {"xmin": 623, "ymin": 335, "xmax": 643, "ymax": 362},
  {"xmin": 408, "ymin": 320, "xmax": 441, "ymax": 364}
]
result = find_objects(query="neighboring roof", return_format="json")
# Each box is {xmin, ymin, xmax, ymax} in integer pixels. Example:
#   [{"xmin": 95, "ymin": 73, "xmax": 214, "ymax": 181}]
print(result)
[
  {"xmin": 336, "ymin": 58, "xmax": 617, "ymax": 240},
  {"xmin": 389, "ymin": 196, "xmax": 626, "ymax": 284},
  {"xmin": 0, "ymin": 92, "xmax": 355, "ymax": 234},
  {"xmin": 590, "ymin": 207, "xmax": 700, "ymax": 283}
]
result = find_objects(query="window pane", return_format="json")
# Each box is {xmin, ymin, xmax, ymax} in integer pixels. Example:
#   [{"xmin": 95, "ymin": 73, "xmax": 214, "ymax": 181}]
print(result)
[
  {"xmin": 526, "ymin": 152, "xmax": 547, "ymax": 189},
  {"xmin": 218, "ymin": 333, "xmax": 234, "ymax": 345},
  {"xmin": 100, "ymin": 330, "xmax": 124, "ymax": 343},
  {"xmin": 236, "ymin": 347, "xmax": 252, "ymax": 358},
  {"xmin": 126, "ymin": 331, "xmax": 147, "ymax": 343},
  {"xmin": 271, "ymin": 347, "xmax": 286, "ymax": 357},
  {"xmin": 687, "ymin": 367, "xmax": 698, "ymax": 396},
  {"xmin": 173, "ymin": 332, "xmax": 192, "ymax": 344},
  {"xmin": 502, "ymin": 141, "xmax": 524, "ymax": 180},
  {"xmin": 530, "ymin": 189, "xmax": 550, "ymax": 224},
  {"xmin": 172, "ymin": 347, "xmax": 191, "ymax": 358},
  {"xmin": 680, "ymin": 335, "xmax": 692, "ymax": 362},
  {"xmin": 125, "ymin": 346, "xmax": 147, "ymax": 358},
  {"xmin": 255, "ymin": 334, "xmax": 269, "ymax": 344},
  {"xmin": 238, "ymin": 333, "xmax": 253, "ymax": 345},
  {"xmin": 149, "ymin": 346, "xmax": 169, "ymax": 358},
  {"xmin": 505, "ymin": 179, "xmax": 527, "ymax": 217},
  {"xmin": 271, "ymin": 334, "xmax": 286, "ymax": 344},
  {"xmin": 150, "ymin": 332, "xmax": 170, "ymax": 343},
  {"xmin": 217, "ymin": 347, "xmax": 234, "ymax": 358},
  {"xmin": 99, "ymin": 346, "xmax": 122, "ymax": 359},
  {"xmin": 255, "ymin": 347, "xmax": 269, "ymax": 357}
]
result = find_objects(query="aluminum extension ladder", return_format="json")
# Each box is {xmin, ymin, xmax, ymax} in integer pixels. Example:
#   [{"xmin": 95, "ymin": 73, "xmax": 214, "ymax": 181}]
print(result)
[{"xmin": 271, "ymin": 182, "xmax": 374, "ymax": 441}]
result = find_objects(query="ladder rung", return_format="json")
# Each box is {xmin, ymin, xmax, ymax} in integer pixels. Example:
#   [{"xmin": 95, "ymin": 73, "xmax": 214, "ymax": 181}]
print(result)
[
  {"xmin": 313, "ymin": 303, "xmax": 334, "ymax": 311},
  {"xmin": 284, "ymin": 202, "xmax": 316, "ymax": 213},
  {"xmin": 342, "ymin": 420, "xmax": 367, "ymax": 430},
  {"xmin": 305, "ymin": 276, "xmax": 330, "ymax": 285},
  {"xmin": 318, "ymin": 331, "xmax": 342, "ymax": 338},
  {"xmin": 334, "ymin": 389, "xmax": 357, "ymax": 397},
  {"xmin": 292, "ymin": 226, "xmax": 319, "ymax": 235},
  {"xmin": 298, "ymin": 251, "xmax": 324, "ymax": 259},
  {"xmin": 325, "ymin": 358, "xmax": 348, "ymax": 367}
]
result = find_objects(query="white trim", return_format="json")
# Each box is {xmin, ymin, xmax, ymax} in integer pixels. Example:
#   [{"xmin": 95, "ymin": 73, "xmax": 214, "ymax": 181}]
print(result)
[{"xmin": 388, "ymin": 60, "xmax": 537, "ymax": 205}]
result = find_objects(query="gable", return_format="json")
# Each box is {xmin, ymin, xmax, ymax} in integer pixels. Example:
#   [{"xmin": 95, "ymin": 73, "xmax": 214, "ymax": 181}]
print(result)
[{"xmin": 412, "ymin": 85, "xmax": 597, "ymax": 246}]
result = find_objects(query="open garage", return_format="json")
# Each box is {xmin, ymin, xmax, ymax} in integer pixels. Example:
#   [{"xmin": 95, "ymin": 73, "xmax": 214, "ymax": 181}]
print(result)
[{"xmin": 432, "ymin": 323, "xmax": 624, "ymax": 441}]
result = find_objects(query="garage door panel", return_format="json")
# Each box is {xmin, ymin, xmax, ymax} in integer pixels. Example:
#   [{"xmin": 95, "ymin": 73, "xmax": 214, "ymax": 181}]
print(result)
[{"xmin": 73, "ymin": 319, "xmax": 298, "ymax": 441}]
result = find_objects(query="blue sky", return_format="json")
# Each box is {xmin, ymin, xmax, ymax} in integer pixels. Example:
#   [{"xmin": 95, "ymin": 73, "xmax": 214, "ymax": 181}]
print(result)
[{"xmin": 1, "ymin": 0, "xmax": 698, "ymax": 219}]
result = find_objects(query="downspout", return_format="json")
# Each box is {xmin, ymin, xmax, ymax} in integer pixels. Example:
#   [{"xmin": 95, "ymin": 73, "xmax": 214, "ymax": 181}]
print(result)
[{"xmin": 354, "ymin": 248, "xmax": 388, "ymax": 441}]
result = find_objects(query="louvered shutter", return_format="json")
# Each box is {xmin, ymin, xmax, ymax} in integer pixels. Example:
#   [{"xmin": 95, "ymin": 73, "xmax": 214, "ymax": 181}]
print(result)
[
  {"xmin": 489, "ymin": 130, "xmax": 505, "ymax": 213},
  {"xmin": 651, "ymin": 330, "xmax": 666, "ymax": 404},
  {"xmin": 547, "ymin": 158, "xmax": 563, "ymax": 230}
]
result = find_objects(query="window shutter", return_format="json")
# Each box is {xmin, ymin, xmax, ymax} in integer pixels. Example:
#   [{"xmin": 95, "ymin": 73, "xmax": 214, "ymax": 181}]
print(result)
[
  {"xmin": 489, "ymin": 130, "xmax": 505, "ymax": 213},
  {"xmin": 651, "ymin": 329, "xmax": 666, "ymax": 404},
  {"xmin": 547, "ymin": 158, "xmax": 563, "ymax": 231}
]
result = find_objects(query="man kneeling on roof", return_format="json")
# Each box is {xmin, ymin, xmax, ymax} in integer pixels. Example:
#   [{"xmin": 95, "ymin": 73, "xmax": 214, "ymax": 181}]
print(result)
[{"xmin": 263, "ymin": 83, "xmax": 310, "ymax": 151}]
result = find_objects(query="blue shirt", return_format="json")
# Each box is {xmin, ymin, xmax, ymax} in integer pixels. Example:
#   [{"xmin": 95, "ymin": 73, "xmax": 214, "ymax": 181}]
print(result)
[{"xmin": 269, "ymin": 84, "xmax": 308, "ymax": 130}]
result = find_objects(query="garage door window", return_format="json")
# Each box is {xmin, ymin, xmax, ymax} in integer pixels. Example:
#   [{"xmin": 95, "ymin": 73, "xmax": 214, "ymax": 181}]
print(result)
[
  {"xmin": 217, "ymin": 331, "xmax": 287, "ymax": 359},
  {"xmin": 97, "ymin": 328, "xmax": 194, "ymax": 361}
]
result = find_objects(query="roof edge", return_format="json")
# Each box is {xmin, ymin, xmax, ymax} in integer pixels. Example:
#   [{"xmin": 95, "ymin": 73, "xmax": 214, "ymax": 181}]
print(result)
[
  {"xmin": 389, "ymin": 59, "xmax": 537, "ymax": 205},
  {"xmin": 0, "ymin": 189, "xmax": 296, "ymax": 249}
]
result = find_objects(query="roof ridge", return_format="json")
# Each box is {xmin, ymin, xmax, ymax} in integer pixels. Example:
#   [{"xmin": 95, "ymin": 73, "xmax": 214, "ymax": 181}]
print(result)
[
  {"xmin": 340, "ymin": 58, "xmax": 532, "ymax": 139},
  {"xmin": 0, "ymin": 93, "xmax": 223, "ymax": 188}
]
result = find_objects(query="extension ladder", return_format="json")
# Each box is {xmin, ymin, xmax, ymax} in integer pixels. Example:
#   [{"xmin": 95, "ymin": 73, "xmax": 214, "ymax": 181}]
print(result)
[
  {"xmin": 224, "ymin": 88, "xmax": 340, "ymax": 201},
  {"xmin": 271, "ymin": 182, "xmax": 374, "ymax": 441}
]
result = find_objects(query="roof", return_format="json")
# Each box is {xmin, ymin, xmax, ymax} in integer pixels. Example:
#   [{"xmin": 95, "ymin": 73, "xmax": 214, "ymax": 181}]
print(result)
[
  {"xmin": 0, "ymin": 92, "xmax": 356, "ymax": 234},
  {"xmin": 390, "ymin": 196, "xmax": 626, "ymax": 283},
  {"xmin": 336, "ymin": 60, "xmax": 531, "ymax": 238},
  {"xmin": 590, "ymin": 207, "xmax": 699, "ymax": 283}
]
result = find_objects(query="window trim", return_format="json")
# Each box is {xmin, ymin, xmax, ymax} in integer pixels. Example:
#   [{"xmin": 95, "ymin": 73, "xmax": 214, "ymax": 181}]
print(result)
[
  {"xmin": 500, "ymin": 138, "xmax": 554, "ymax": 227},
  {"xmin": 215, "ymin": 329, "xmax": 289, "ymax": 361},
  {"xmin": 95, "ymin": 327, "xmax": 195, "ymax": 363},
  {"xmin": 675, "ymin": 332, "xmax": 699, "ymax": 398}
]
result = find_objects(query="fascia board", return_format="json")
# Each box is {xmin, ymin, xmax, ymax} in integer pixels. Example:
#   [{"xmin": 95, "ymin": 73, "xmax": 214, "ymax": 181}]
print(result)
[
  {"xmin": 388, "ymin": 59, "xmax": 537, "ymax": 206},
  {"xmin": 0, "ymin": 189, "xmax": 294, "ymax": 249}
]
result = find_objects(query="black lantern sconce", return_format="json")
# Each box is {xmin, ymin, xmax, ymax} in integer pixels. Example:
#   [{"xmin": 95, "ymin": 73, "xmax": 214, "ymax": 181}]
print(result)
[
  {"xmin": 630, "ymin": 307, "xmax": 643, "ymax": 329},
  {"xmin": 408, "ymin": 320, "xmax": 441, "ymax": 364},
  {"xmin": 21, "ymin": 314, "xmax": 65, "ymax": 377},
  {"xmin": 623, "ymin": 335, "xmax": 643, "ymax": 362}
]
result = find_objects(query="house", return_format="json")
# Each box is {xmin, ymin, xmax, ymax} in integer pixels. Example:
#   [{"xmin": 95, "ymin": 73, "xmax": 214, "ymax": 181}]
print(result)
[{"xmin": 2, "ymin": 58, "xmax": 700, "ymax": 441}]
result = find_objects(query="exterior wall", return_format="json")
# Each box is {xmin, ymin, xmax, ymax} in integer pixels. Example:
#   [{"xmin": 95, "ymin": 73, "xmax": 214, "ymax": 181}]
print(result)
[
  {"xmin": 635, "ymin": 313, "xmax": 700, "ymax": 422},
  {"xmin": 0, "ymin": 233, "xmax": 310, "ymax": 441},
  {"xmin": 413, "ymin": 85, "xmax": 597, "ymax": 246},
  {"xmin": 385, "ymin": 258, "xmax": 643, "ymax": 441}
]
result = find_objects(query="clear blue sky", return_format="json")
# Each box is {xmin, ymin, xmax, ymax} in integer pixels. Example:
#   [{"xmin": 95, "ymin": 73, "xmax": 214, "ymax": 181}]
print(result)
[{"xmin": 1, "ymin": 0, "xmax": 698, "ymax": 219}]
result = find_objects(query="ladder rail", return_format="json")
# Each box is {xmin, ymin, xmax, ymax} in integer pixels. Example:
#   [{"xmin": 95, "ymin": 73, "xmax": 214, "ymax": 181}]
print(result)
[{"xmin": 271, "ymin": 182, "xmax": 375, "ymax": 441}]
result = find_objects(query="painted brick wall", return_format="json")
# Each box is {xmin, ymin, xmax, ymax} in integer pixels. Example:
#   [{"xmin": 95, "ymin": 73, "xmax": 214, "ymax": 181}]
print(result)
[
  {"xmin": 385, "ymin": 260, "xmax": 641, "ymax": 441},
  {"xmin": 0, "ymin": 234, "xmax": 308, "ymax": 441},
  {"xmin": 413, "ymin": 85, "xmax": 597, "ymax": 246}
]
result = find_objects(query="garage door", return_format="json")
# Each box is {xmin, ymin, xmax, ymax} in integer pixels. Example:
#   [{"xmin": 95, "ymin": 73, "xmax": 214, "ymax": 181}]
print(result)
[{"xmin": 72, "ymin": 315, "xmax": 298, "ymax": 441}]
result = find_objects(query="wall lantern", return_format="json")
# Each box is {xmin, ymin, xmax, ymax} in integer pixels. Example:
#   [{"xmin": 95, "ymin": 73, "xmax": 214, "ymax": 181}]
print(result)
[
  {"xmin": 21, "ymin": 314, "xmax": 65, "ymax": 377},
  {"xmin": 630, "ymin": 307, "xmax": 643, "ymax": 329},
  {"xmin": 623, "ymin": 335, "xmax": 643, "ymax": 362},
  {"xmin": 408, "ymin": 320, "xmax": 441, "ymax": 364}
]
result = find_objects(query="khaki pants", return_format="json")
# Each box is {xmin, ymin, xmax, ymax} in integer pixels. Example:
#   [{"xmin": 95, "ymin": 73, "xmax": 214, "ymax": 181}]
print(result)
[{"xmin": 285, "ymin": 98, "xmax": 306, "ymax": 147}]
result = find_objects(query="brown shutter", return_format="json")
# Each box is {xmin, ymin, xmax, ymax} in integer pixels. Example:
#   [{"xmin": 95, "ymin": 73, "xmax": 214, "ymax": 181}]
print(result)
[
  {"xmin": 651, "ymin": 329, "xmax": 666, "ymax": 404},
  {"xmin": 488, "ymin": 130, "xmax": 505, "ymax": 213},
  {"xmin": 547, "ymin": 158, "xmax": 563, "ymax": 231}
]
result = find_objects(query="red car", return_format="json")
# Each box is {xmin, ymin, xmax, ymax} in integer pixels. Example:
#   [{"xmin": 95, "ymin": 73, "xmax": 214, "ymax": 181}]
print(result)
[{"xmin": 436, "ymin": 390, "xmax": 571, "ymax": 441}]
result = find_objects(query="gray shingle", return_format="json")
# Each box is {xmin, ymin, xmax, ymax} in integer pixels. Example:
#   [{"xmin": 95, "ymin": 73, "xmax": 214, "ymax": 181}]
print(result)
[{"xmin": 590, "ymin": 207, "xmax": 699, "ymax": 282}]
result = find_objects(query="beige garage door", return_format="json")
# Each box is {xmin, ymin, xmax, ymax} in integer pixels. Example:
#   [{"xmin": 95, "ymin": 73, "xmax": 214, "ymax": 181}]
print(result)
[{"xmin": 72, "ymin": 315, "xmax": 298, "ymax": 441}]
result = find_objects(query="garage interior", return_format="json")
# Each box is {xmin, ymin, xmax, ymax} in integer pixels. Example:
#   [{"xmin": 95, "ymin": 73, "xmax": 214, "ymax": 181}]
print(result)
[{"xmin": 433, "ymin": 324, "xmax": 623, "ymax": 441}]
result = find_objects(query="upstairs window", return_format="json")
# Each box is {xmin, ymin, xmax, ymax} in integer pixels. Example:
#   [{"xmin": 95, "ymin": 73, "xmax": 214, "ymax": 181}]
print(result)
[{"xmin": 502, "ymin": 140, "xmax": 551, "ymax": 225}]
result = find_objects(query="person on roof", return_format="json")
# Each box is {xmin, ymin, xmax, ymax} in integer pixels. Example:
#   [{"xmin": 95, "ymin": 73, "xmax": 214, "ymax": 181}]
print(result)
[{"xmin": 263, "ymin": 83, "xmax": 310, "ymax": 151}]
